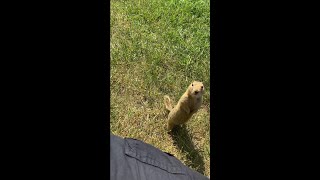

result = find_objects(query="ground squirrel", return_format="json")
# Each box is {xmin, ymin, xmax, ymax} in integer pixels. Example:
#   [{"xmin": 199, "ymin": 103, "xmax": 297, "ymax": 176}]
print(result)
[{"xmin": 164, "ymin": 81, "xmax": 204, "ymax": 131}]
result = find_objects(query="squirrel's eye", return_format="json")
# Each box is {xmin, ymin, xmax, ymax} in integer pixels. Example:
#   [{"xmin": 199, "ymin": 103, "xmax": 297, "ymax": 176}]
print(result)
[
  {"xmin": 201, "ymin": 86, "xmax": 203, "ymax": 89},
  {"xmin": 192, "ymin": 84, "xmax": 193, "ymax": 86}
]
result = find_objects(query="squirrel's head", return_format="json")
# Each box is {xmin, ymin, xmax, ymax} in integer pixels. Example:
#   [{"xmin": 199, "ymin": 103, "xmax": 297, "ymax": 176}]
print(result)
[{"xmin": 188, "ymin": 81, "xmax": 204, "ymax": 98}]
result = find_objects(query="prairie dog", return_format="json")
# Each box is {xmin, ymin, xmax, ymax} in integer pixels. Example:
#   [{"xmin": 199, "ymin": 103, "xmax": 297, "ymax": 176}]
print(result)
[{"xmin": 164, "ymin": 81, "xmax": 204, "ymax": 131}]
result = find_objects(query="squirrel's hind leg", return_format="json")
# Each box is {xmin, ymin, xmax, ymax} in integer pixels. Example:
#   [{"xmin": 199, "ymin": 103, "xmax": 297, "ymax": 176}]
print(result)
[{"xmin": 167, "ymin": 121, "xmax": 175, "ymax": 132}]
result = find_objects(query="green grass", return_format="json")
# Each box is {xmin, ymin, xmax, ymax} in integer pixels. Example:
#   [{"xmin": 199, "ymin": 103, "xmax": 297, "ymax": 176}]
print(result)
[{"xmin": 110, "ymin": 0, "xmax": 210, "ymax": 177}]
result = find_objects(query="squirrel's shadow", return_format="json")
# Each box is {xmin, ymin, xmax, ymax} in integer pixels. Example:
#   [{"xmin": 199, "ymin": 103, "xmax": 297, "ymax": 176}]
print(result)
[{"xmin": 169, "ymin": 125, "xmax": 205, "ymax": 174}]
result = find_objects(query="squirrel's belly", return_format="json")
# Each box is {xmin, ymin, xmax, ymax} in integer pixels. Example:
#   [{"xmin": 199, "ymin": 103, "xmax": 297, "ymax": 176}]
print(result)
[{"xmin": 168, "ymin": 109, "xmax": 192, "ymax": 125}]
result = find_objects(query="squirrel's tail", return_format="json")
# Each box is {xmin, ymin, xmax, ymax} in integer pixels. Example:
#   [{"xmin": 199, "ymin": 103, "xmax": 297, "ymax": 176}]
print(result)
[{"xmin": 164, "ymin": 95, "xmax": 173, "ymax": 111}]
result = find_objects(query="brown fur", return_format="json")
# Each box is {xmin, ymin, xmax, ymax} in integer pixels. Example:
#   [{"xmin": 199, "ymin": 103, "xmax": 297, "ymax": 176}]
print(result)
[{"xmin": 164, "ymin": 81, "xmax": 204, "ymax": 131}]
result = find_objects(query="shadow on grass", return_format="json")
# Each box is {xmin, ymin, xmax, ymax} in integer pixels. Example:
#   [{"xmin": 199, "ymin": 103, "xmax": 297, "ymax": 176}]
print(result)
[{"xmin": 169, "ymin": 124, "xmax": 205, "ymax": 174}]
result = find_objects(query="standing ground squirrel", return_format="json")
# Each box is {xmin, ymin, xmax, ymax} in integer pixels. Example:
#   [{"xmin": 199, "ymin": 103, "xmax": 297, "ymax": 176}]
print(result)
[{"xmin": 164, "ymin": 81, "xmax": 204, "ymax": 131}]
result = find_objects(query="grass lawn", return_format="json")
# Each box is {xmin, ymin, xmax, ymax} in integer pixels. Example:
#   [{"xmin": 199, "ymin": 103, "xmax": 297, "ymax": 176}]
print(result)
[{"xmin": 110, "ymin": 0, "xmax": 210, "ymax": 176}]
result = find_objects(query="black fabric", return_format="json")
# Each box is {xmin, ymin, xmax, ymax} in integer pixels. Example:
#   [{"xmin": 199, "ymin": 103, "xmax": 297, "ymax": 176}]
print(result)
[{"xmin": 110, "ymin": 133, "xmax": 209, "ymax": 180}]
